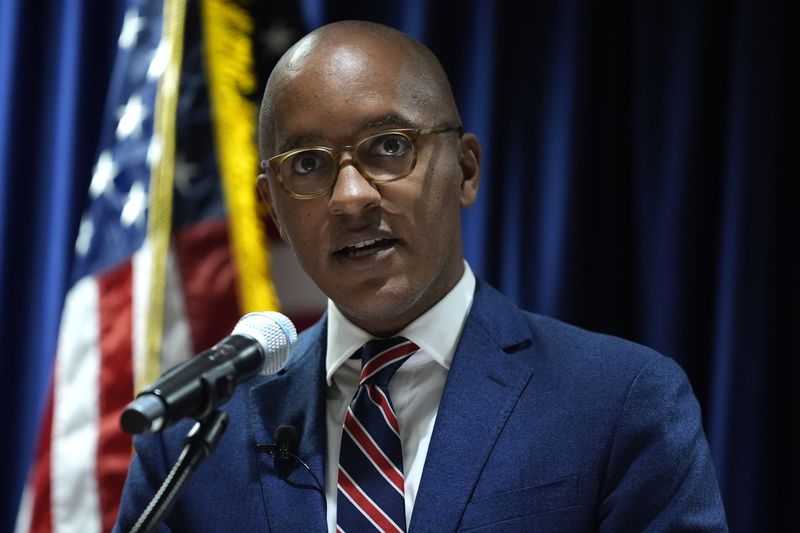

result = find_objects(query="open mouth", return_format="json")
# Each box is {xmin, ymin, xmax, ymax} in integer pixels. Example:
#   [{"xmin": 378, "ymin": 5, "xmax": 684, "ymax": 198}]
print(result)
[{"xmin": 334, "ymin": 237, "xmax": 400, "ymax": 258}]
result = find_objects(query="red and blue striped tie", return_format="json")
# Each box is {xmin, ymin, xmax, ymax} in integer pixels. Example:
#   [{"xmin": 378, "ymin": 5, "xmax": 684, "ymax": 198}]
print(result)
[{"xmin": 336, "ymin": 337, "xmax": 419, "ymax": 533}]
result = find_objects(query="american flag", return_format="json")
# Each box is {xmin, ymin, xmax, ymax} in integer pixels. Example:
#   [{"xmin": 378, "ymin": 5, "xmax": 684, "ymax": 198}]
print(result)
[{"xmin": 12, "ymin": 0, "xmax": 305, "ymax": 530}]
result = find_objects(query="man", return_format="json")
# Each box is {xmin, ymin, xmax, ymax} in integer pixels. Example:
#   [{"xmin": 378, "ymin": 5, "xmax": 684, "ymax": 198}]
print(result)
[{"xmin": 116, "ymin": 21, "xmax": 727, "ymax": 531}]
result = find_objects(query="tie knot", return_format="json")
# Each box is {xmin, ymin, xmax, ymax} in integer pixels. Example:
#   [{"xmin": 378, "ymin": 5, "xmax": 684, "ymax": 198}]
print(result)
[{"xmin": 356, "ymin": 337, "xmax": 419, "ymax": 388}]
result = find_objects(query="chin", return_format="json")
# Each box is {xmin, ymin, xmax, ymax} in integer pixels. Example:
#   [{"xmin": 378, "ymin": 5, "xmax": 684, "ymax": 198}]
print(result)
[
  {"xmin": 340, "ymin": 299, "xmax": 408, "ymax": 324},
  {"xmin": 336, "ymin": 289, "xmax": 420, "ymax": 335}
]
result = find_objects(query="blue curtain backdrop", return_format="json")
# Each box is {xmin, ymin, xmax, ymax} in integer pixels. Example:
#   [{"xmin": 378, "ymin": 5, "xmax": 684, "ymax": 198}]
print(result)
[
  {"xmin": 1, "ymin": 0, "xmax": 795, "ymax": 531},
  {"xmin": 0, "ymin": 0, "xmax": 126, "ymax": 528}
]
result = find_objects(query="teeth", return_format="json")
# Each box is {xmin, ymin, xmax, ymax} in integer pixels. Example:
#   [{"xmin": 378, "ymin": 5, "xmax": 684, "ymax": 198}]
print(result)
[
  {"xmin": 337, "ymin": 237, "xmax": 394, "ymax": 256},
  {"xmin": 352, "ymin": 238, "xmax": 382, "ymax": 249}
]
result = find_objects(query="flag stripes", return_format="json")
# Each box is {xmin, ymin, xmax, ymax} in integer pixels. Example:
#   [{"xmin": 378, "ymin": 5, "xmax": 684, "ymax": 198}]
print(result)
[
  {"xmin": 96, "ymin": 262, "xmax": 135, "ymax": 532},
  {"xmin": 51, "ymin": 277, "xmax": 102, "ymax": 531}
]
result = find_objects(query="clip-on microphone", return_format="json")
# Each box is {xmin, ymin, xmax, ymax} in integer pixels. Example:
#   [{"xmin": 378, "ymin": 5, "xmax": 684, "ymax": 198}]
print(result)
[
  {"xmin": 256, "ymin": 425, "xmax": 323, "ymax": 494},
  {"xmin": 257, "ymin": 425, "xmax": 299, "ymax": 465}
]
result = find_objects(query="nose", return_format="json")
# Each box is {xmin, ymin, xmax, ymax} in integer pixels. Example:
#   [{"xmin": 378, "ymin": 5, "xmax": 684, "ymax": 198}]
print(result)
[{"xmin": 327, "ymin": 160, "xmax": 381, "ymax": 215}]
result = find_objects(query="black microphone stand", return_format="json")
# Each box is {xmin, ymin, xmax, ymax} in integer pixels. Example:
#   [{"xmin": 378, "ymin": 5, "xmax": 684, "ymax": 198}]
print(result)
[{"xmin": 130, "ymin": 410, "xmax": 229, "ymax": 533}]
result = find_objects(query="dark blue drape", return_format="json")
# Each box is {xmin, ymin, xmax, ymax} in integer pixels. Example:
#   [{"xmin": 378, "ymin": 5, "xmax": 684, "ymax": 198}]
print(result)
[
  {"xmin": 0, "ymin": 0, "xmax": 124, "ymax": 528},
  {"xmin": 2, "ymin": 1, "xmax": 795, "ymax": 531}
]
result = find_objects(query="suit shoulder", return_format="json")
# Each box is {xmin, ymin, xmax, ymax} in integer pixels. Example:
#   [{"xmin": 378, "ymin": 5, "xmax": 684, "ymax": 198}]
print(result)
[
  {"xmin": 473, "ymin": 279, "xmax": 682, "ymax": 385},
  {"xmin": 519, "ymin": 309, "xmax": 690, "ymax": 388}
]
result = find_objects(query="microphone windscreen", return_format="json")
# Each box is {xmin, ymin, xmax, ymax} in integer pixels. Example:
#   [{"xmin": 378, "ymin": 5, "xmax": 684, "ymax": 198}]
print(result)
[
  {"xmin": 275, "ymin": 424, "xmax": 299, "ymax": 449},
  {"xmin": 232, "ymin": 311, "xmax": 297, "ymax": 374}
]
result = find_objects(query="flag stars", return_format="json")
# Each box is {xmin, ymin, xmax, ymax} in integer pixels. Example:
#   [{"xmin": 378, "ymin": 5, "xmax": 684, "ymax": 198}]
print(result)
[
  {"xmin": 121, "ymin": 181, "xmax": 147, "ymax": 227},
  {"xmin": 118, "ymin": 8, "xmax": 145, "ymax": 49},
  {"xmin": 90, "ymin": 150, "xmax": 118, "ymax": 198},
  {"xmin": 148, "ymin": 40, "xmax": 170, "ymax": 81},
  {"xmin": 116, "ymin": 93, "xmax": 148, "ymax": 140},
  {"xmin": 75, "ymin": 214, "xmax": 94, "ymax": 256},
  {"xmin": 147, "ymin": 136, "xmax": 162, "ymax": 169}
]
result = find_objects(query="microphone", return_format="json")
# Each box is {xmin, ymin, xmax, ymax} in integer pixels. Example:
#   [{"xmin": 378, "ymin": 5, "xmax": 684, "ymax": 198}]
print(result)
[
  {"xmin": 120, "ymin": 311, "xmax": 297, "ymax": 435},
  {"xmin": 274, "ymin": 425, "xmax": 299, "ymax": 462},
  {"xmin": 256, "ymin": 425, "xmax": 324, "ymax": 494},
  {"xmin": 256, "ymin": 424, "xmax": 299, "ymax": 465}
]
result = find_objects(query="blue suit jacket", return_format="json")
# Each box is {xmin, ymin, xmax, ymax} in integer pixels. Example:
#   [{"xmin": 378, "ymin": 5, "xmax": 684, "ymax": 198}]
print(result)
[{"xmin": 115, "ymin": 280, "xmax": 727, "ymax": 531}]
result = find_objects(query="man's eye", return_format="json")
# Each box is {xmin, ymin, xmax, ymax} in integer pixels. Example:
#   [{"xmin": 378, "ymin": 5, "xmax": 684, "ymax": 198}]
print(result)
[
  {"xmin": 290, "ymin": 152, "xmax": 328, "ymax": 175},
  {"xmin": 370, "ymin": 134, "xmax": 411, "ymax": 156}
]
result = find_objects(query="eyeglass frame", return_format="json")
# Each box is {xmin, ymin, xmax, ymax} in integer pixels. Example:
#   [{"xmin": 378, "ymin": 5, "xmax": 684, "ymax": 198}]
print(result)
[{"xmin": 259, "ymin": 125, "xmax": 464, "ymax": 200}]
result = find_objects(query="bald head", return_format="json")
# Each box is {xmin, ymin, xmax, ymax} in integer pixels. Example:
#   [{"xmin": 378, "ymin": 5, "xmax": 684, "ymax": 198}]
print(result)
[
  {"xmin": 255, "ymin": 21, "xmax": 482, "ymax": 336},
  {"xmin": 258, "ymin": 21, "xmax": 461, "ymax": 158}
]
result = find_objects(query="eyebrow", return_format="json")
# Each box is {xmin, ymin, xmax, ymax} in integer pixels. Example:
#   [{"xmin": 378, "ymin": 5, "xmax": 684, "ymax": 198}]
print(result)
[
  {"xmin": 278, "ymin": 134, "xmax": 321, "ymax": 154},
  {"xmin": 362, "ymin": 113, "xmax": 414, "ymax": 130},
  {"xmin": 276, "ymin": 112, "xmax": 416, "ymax": 154}
]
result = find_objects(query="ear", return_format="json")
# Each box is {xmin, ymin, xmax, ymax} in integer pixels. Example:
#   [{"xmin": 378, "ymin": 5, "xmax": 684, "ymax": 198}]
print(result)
[
  {"xmin": 458, "ymin": 133, "xmax": 481, "ymax": 208},
  {"xmin": 256, "ymin": 174, "xmax": 290, "ymax": 243}
]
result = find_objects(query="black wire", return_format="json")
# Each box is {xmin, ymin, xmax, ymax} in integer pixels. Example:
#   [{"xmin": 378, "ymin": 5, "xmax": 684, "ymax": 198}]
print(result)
[
  {"xmin": 256, "ymin": 444, "xmax": 326, "ymax": 507},
  {"xmin": 289, "ymin": 452, "xmax": 325, "ymax": 496}
]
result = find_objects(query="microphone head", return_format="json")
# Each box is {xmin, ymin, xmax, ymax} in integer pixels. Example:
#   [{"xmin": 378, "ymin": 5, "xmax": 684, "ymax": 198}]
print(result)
[
  {"xmin": 275, "ymin": 424, "xmax": 299, "ymax": 448},
  {"xmin": 232, "ymin": 311, "xmax": 297, "ymax": 374},
  {"xmin": 274, "ymin": 424, "xmax": 299, "ymax": 462}
]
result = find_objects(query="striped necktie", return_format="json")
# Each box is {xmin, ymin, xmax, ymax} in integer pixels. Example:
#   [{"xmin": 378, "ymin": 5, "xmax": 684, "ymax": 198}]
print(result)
[{"xmin": 336, "ymin": 337, "xmax": 419, "ymax": 533}]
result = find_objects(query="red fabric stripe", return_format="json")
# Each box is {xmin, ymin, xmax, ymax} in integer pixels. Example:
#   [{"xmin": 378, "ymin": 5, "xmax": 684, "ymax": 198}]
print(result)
[
  {"xmin": 28, "ymin": 382, "xmax": 55, "ymax": 533},
  {"xmin": 338, "ymin": 467, "xmax": 402, "ymax": 533},
  {"xmin": 173, "ymin": 219, "xmax": 240, "ymax": 352},
  {"xmin": 344, "ymin": 410, "xmax": 404, "ymax": 491},
  {"xmin": 96, "ymin": 262, "xmax": 135, "ymax": 532},
  {"xmin": 360, "ymin": 343, "xmax": 416, "ymax": 383},
  {"xmin": 367, "ymin": 385, "xmax": 399, "ymax": 434}
]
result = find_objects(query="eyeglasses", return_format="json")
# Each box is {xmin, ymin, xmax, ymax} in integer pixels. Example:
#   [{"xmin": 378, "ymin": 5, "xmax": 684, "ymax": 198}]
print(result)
[{"xmin": 260, "ymin": 125, "xmax": 463, "ymax": 199}]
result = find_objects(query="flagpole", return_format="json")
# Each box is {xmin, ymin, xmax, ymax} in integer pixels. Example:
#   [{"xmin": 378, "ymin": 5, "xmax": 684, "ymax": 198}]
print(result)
[{"xmin": 142, "ymin": 0, "xmax": 187, "ymax": 390}]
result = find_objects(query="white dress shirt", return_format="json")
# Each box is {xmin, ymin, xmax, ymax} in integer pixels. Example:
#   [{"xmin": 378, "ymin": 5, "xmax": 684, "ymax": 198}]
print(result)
[{"xmin": 324, "ymin": 262, "xmax": 476, "ymax": 532}]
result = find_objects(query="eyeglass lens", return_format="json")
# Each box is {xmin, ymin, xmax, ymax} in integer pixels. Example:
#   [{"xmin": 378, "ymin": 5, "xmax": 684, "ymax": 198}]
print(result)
[{"xmin": 278, "ymin": 132, "xmax": 416, "ymax": 196}]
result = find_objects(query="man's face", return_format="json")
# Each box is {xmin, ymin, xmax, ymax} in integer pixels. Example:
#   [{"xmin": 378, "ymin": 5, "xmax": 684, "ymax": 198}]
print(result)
[{"xmin": 259, "ymin": 40, "xmax": 480, "ymax": 336}]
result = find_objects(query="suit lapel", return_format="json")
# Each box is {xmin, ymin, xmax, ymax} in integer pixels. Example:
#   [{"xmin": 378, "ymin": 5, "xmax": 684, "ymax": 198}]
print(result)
[
  {"xmin": 410, "ymin": 281, "xmax": 537, "ymax": 531},
  {"xmin": 249, "ymin": 320, "xmax": 329, "ymax": 532}
]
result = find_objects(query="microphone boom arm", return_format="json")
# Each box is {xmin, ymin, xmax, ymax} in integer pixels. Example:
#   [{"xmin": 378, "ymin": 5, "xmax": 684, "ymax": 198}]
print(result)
[{"xmin": 130, "ymin": 409, "xmax": 229, "ymax": 533}]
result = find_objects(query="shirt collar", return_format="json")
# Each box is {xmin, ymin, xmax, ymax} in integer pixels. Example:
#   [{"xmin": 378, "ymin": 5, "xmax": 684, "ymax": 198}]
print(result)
[{"xmin": 325, "ymin": 261, "xmax": 476, "ymax": 385}]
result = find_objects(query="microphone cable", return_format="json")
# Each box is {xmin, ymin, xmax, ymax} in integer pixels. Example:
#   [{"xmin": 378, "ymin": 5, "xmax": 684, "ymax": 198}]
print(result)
[{"xmin": 256, "ymin": 425, "xmax": 325, "ymax": 501}]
